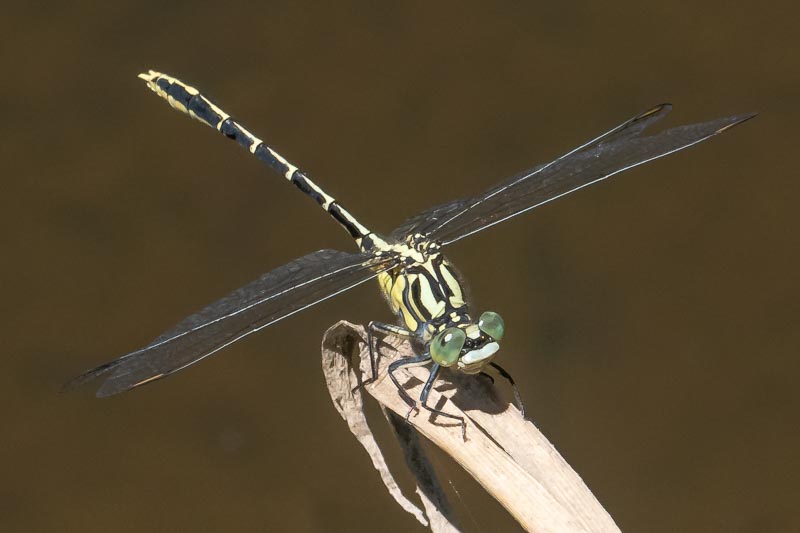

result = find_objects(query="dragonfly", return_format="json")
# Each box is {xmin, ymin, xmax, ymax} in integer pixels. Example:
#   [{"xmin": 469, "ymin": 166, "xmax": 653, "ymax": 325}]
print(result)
[{"xmin": 67, "ymin": 70, "xmax": 754, "ymax": 435}]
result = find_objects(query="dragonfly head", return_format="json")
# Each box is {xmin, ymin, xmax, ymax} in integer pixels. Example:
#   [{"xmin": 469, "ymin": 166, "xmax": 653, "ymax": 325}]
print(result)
[{"xmin": 429, "ymin": 311, "xmax": 505, "ymax": 374}]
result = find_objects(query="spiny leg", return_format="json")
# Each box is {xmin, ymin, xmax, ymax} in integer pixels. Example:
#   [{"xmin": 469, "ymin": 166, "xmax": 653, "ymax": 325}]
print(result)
[
  {"xmin": 387, "ymin": 354, "xmax": 432, "ymax": 414},
  {"xmin": 137, "ymin": 71, "xmax": 385, "ymax": 252},
  {"xmin": 489, "ymin": 361, "xmax": 525, "ymax": 417},
  {"xmin": 367, "ymin": 321, "xmax": 416, "ymax": 381},
  {"xmin": 419, "ymin": 364, "xmax": 467, "ymax": 440},
  {"xmin": 388, "ymin": 356, "xmax": 467, "ymax": 440},
  {"xmin": 351, "ymin": 321, "xmax": 416, "ymax": 393}
]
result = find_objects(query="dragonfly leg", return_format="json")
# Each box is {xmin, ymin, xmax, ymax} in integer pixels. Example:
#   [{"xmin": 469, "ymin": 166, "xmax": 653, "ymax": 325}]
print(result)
[
  {"xmin": 419, "ymin": 364, "xmax": 468, "ymax": 440},
  {"xmin": 387, "ymin": 353, "xmax": 432, "ymax": 415},
  {"xmin": 354, "ymin": 321, "xmax": 415, "ymax": 393},
  {"xmin": 489, "ymin": 361, "xmax": 525, "ymax": 417},
  {"xmin": 388, "ymin": 357, "xmax": 468, "ymax": 439}
]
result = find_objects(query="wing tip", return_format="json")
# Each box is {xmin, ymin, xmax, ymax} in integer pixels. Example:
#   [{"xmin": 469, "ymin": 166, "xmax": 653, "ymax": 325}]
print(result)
[
  {"xmin": 643, "ymin": 103, "xmax": 673, "ymax": 117},
  {"xmin": 94, "ymin": 373, "xmax": 166, "ymax": 398},
  {"xmin": 626, "ymin": 103, "xmax": 672, "ymax": 130},
  {"xmin": 715, "ymin": 112, "xmax": 758, "ymax": 134},
  {"xmin": 61, "ymin": 360, "xmax": 118, "ymax": 394},
  {"xmin": 62, "ymin": 356, "xmax": 166, "ymax": 398}
]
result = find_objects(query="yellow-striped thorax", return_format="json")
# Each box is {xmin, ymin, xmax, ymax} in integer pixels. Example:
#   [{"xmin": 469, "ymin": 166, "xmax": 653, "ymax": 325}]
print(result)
[{"xmin": 376, "ymin": 233, "xmax": 505, "ymax": 374}]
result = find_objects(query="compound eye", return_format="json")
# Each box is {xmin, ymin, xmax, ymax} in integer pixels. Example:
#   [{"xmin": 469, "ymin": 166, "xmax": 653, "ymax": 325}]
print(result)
[
  {"xmin": 430, "ymin": 328, "xmax": 466, "ymax": 367},
  {"xmin": 478, "ymin": 311, "xmax": 505, "ymax": 341}
]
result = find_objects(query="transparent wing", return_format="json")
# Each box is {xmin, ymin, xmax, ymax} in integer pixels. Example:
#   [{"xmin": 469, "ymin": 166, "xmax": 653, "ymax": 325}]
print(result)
[
  {"xmin": 66, "ymin": 249, "xmax": 397, "ymax": 397},
  {"xmin": 392, "ymin": 105, "xmax": 755, "ymax": 245}
]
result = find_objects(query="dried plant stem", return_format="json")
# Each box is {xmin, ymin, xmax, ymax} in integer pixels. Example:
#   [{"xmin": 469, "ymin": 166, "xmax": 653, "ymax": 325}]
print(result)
[{"xmin": 322, "ymin": 321, "xmax": 619, "ymax": 533}]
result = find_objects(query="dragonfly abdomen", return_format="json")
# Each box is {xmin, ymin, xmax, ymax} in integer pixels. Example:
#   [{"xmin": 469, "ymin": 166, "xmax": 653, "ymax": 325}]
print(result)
[{"xmin": 138, "ymin": 71, "xmax": 375, "ymax": 248}]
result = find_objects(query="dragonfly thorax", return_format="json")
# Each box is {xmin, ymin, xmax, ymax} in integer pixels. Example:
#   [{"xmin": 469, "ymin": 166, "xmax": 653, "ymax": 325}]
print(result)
[{"xmin": 376, "ymin": 236, "xmax": 467, "ymax": 335}]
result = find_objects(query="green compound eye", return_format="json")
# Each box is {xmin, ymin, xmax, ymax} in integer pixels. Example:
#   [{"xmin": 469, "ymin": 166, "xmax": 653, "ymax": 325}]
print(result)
[
  {"xmin": 430, "ymin": 328, "xmax": 466, "ymax": 367},
  {"xmin": 478, "ymin": 311, "xmax": 505, "ymax": 341}
]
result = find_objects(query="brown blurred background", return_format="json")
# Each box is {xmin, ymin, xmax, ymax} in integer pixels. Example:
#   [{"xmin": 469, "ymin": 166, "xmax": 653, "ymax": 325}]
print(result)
[{"xmin": 2, "ymin": 1, "xmax": 796, "ymax": 532}]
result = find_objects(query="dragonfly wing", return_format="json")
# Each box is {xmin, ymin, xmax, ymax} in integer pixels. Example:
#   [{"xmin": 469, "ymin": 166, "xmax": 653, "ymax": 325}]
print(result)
[
  {"xmin": 393, "ymin": 106, "xmax": 754, "ymax": 245},
  {"xmin": 390, "ymin": 196, "xmax": 471, "ymax": 241},
  {"xmin": 67, "ymin": 249, "xmax": 396, "ymax": 397},
  {"xmin": 390, "ymin": 104, "xmax": 673, "ymax": 240}
]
